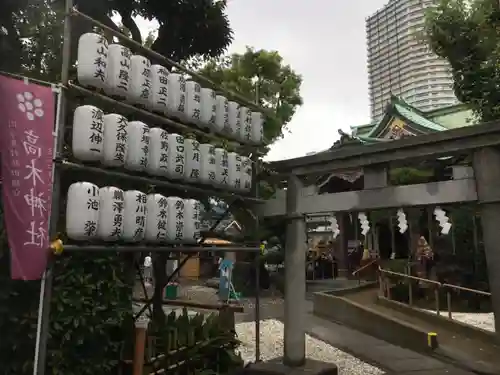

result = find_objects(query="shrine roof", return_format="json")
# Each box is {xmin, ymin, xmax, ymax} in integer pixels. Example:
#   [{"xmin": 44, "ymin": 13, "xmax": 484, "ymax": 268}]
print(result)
[{"xmin": 366, "ymin": 96, "xmax": 447, "ymax": 138}]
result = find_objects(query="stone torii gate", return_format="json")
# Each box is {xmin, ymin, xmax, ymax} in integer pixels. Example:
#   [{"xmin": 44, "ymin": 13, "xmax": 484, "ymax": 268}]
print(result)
[{"xmin": 259, "ymin": 121, "xmax": 500, "ymax": 368}]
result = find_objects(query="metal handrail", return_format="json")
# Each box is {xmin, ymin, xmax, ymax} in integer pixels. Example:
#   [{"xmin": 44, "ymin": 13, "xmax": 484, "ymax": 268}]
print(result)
[
  {"xmin": 352, "ymin": 259, "xmax": 378, "ymax": 276},
  {"xmin": 378, "ymin": 267, "xmax": 491, "ymax": 320},
  {"xmin": 442, "ymin": 283, "xmax": 491, "ymax": 297},
  {"xmin": 379, "ymin": 267, "xmax": 441, "ymax": 286}
]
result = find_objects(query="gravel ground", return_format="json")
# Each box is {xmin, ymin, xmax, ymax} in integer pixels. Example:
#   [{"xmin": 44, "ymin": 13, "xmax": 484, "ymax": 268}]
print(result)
[
  {"xmin": 235, "ymin": 319, "xmax": 385, "ymax": 375},
  {"xmin": 423, "ymin": 309, "xmax": 495, "ymax": 332}
]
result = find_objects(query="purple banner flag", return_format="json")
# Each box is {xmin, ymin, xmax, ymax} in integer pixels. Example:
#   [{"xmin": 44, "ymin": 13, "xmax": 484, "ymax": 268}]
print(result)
[{"xmin": 0, "ymin": 75, "xmax": 55, "ymax": 280}]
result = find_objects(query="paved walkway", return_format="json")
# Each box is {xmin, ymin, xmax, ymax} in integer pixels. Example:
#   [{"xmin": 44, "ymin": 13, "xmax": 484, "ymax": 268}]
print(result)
[
  {"xmin": 179, "ymin": 281, "xmax": 481, "ymax": 374},
  {"xmin": 236, "ymin": 299, "xmax": 478, "ymax": 374},
  {"xmin": 307, "ymin": 313, "xmax": 477, "ymax": 375}
]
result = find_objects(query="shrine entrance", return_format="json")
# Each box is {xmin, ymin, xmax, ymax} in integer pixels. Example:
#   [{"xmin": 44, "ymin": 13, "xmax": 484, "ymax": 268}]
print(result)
[{"xmin": 259, "ymin": 122, "xmax": 500, "ymax": 367}]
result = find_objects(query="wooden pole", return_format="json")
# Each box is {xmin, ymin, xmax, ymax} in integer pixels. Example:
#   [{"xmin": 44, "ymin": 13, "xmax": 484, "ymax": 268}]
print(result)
[{"xmin": 133, "ymin": 323, "xmax": 148, "ymax": 375}]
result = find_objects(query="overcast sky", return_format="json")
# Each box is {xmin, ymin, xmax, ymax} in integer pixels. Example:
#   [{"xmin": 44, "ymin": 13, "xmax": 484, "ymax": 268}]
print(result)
[{"xmin": 135, "ymin": 0, "xmax": 389, "ymax": 161}]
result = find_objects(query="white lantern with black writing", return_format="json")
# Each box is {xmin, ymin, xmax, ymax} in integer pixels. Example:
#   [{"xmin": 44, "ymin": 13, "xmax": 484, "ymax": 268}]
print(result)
[
  {"xmin": 104, "ymin": 44, "xmax": 131, "ymax": 99},
  {"xmin": 77, "ymin": 33, "xmax": 108, "ymax": 90},
  {"xmin": 240, "ymin": 107, "xmax": 253, "ymax": 142},
  {"xmin": 122, "ymin": 190, "xmax": 147, "ymax": 242},
  {"xmin": 145, "ymin": 194, "xmax": 168, "ymax": 242},
  {"xmin": 72, "ymin": 105, "xmax": 104, "ymax": 161},
  {"xmin": 240, "ymin": 156, "xmax": 253, "ymax": 192},
  {"xmin": 167, "ymin": 133, "xmax": 185, "ymax": 180},
  {"xmin": 166, "ymin": 197, "xmax": 185, "ymax": 243},
  {"xmin": 66, "ymin": 182, "xmax": 100, "ymax": 240},
  {"xmin": 227, "ymin": 101, "xmax": 240, "ymax": 138},
  {"xmin": 200, "ymin": 88, "xmax": 216, "ymax": 128},
  {"xmin": 150, "ymin": 65, "xmax": 169, "ymax": 113},
  {"xmin": 185, "ymin": 138, "xmax": 201, "ymax": 183},
  {"xmin": 215, "ymin": 95, "xmax": 229, "ymax": 133},
  {"xmin": 199, "ymin": 143, "xmax": 217, "ymax": 185},
  {"xmin": 147, "ymin": 127, "xmax": 169, "ymax": 176},
  {"xmin": 166, "ymin": 73, "xmax": 186, "ymax": 119},
  {"xmin": 97, "ymin": 186, "xmax": 124, "ymax": 241},
  {"xmin": 125, "ymin": 121, "xmax": 149, "ymax": 171},
  {"xmin": 251, "ymin": 111, "xmax": 264, "ymax": 144},
  {"xmin": 102, "ymin": 113, "xmax": 128, "ymax": 167},
  {"xmin": 185, "ymin": 81, "xmax": 202, "ymax": 125},
  {"xmin": 228, "ymin": 152, "xmax": 242, "ymax": 191},
  {"xmin": 183, "ymin": 199, "xmax": 201, "ymax": 243},
  {"xmin": 215, "ymin": 148, "xmax": 230, "ymax": 188},
  {"xmin": 128, "ymin": 55, "xmax": 152, "ymax": 107}
]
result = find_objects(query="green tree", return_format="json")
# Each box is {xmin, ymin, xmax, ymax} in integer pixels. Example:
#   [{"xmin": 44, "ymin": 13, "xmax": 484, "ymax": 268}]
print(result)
[
  {"xmin": 198, "ymin": 47, "xmax": 303, "ymax": 144},
  {"xmin": 0, "ymin": 1, "xmax": 235, "ymax": 374},
  {"xmin": 424, "ymin": 0, "xmax": 500, "ymax": 122},
  {"xmin": 0, "ymin": 0, "xmax": 233, "ymax": 76}
]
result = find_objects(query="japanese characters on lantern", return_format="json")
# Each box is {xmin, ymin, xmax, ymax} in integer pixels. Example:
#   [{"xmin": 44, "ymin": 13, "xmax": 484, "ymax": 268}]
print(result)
[
  {"xmin": 128, "ymin": 55, "xmax": 152, "ymax": 107},
  {"xmin": 66, "ymin": 182, "xmax": 100, "ymax": 240},
  {"xmin": 97, "ymin": 186, "xmax": 124, "ymax": 241},
  {"xmin": 228, "ymin": 152, "xmax": 242, "ymax": 191},
  {"xmin": 215, "ymin": 95, "xmax": 228, "ymax": 134},
  {"xmin": 166, "ymin": 197, "xmax": 184, "ymax": 243},
  {"xmin": 102, "ymin": 113, "xmax": 128, "ymax": 167},
  {"xmin": 145, "ymin": 194, "xmax": 168, "ymax": 242},
  {"xmin": 122, "ymin": 190, "xmax": 147, "ymax": 242},
  {"xmin": 215, "ymin": 148, "xmax": 229, "ymax": 187},
  {"xmin": 150, "ymin": 65, "xmax": 169, "ymax": 113},
  {"xmin": 147, "ymin": 127, "xmax": 169, "ymax": 176},
  {"xmin": 199, "ymin": 143, "xmax": 216, "ymax": 185},
  {"xmin": 77, "ymin": 33, "xmax": 108, "ymax": 90},
  {"xmin": 185, "ymin": 138, "xmax": 201, "ymax": 183},
  {"xmin": 105, "ymin": 44, "xmax": 131, "ymax": 98},
  {"xmin": 72, "ymin": 105, "xmax": 104, "ymax": 161},
  {"xmin": 125, "ymin": 121, "xmax": 149, "ymax": 171},
  {"xmin": 167, "ymin": 133, "xmax": 185, "ymax": 180},
  {"xmin": 186, "ymin": 81, "xmax": 202, "ymax": 124}
]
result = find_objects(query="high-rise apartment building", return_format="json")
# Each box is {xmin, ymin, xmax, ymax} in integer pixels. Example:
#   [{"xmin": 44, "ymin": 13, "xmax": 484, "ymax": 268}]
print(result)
[{"xmin": 366, "ymin": 0, "xmax": 458, "ymax": 120}]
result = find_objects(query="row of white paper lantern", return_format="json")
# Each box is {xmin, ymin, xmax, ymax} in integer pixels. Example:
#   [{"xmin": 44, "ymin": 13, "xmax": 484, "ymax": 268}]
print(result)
[
  {"xmin": 77, "ymin": 33, "xmax": 264, "ymax": 144},
  {"xmin": 66, "ymin": 182, "xmax": 202, "ymax": 243},
  {"xmin": 72, "ymin": 105, "xmax": 253, "ymax": 192}
]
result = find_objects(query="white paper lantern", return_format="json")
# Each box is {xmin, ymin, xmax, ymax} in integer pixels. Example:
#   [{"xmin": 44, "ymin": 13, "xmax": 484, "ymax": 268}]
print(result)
[
  {"xmin": 97, "ymin": 186, "xmax": 124, "ymax": 241},
  {"xmin": 122, "ymin": 190, "xmax": 147, "ymax": 242},
  {"xmin": 240, "ymin": 106, "xmax": 252, "ymax": 142},
  {"xmin": 167, "ymin": 133, "xmax": 185, "ymax": 180},
  {"xmin": 125, "ymin": 121, "xmax": 149, "ymax": 171},
  {"xmin": 66, "ymin": 182, "xmax": 100, "ymax": 240},
  {"xmin": 104, "ymin": 44, "xmax": 131, "ymax": 98},
  {"xmin": 215, "ymin": 95, "xmax": 229, "ymax": 133},
  {"xmin": 251, "ymin": 111, "xmax": 264, "ymax": 144},
  {"xmin": 166, "ymin": 73, "xmax": 187, "ymax": 119},
  {"xmin": 150, "ymin": 65, "xmax": 169, "ymax": 113},
  {"xmin": 199, "ymin": 143, "xmax": 217, "ymax": 185},
  {"xmin": 185, "ymin": 81, "xmax": 202, "ymax": 124},
  {"xmin": 145, "ymin": 194, "xmax": 168, "ymax": 242},
  {"xmin": 241, "ymin": 156, "xmax": 253, "ymax": 192},
  {"xmin": 200, "ymin": 88, "xmax": 216, "ymax": 128},
  {"xmin": 185, "ymin": 138, "xmax": 201, "ymax": 183},
  {"xmin": 184, "ymin": 199, "xmax": 201, "ymax": 243},
  {"xmin": 102, "ymin": 113, "xmax": 128, "ymax": 167},
  {"xmin": 128, "ymin": 55, "xmax": 152, "ymax": 107},
  {"xmin": 77, "ymin": 33, "xmax": 108, "ymax": 90},
  {"xmin": 228, "ymin": 152, "xmax": 242, "ymax": 191},
  {"xmin": 147, "ymin": 127, "xmax": 169, "ymax": 176},
  {"xmin": 215, "ymin": 148, "xmax": 230, "ymax": 188},
  {"xmin": 72, "ymin": 105, "xmax": 104, "ymax": 161},
  {"xmin": 227, "ymin": 101, "xmax": 240, "ymax": 138},
  {"xmin": 166, "ymin": 197, "xmax": 185, "ymax": 243}
]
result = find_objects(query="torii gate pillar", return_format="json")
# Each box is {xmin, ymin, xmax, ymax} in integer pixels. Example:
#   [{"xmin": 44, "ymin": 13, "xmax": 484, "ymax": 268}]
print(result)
[
  {"xmin": 473, "ymin": 147, "xmax": 500, "ymax": 336},
  {"xmin": 284, "ymin": 174, "xmax": 307, "ymax": 366}
]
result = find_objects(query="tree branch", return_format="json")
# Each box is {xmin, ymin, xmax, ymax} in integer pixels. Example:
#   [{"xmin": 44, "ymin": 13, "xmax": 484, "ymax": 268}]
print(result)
[{"xmin": 120, "ymin": 11, "xmax": 143, "ymax": 45}]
